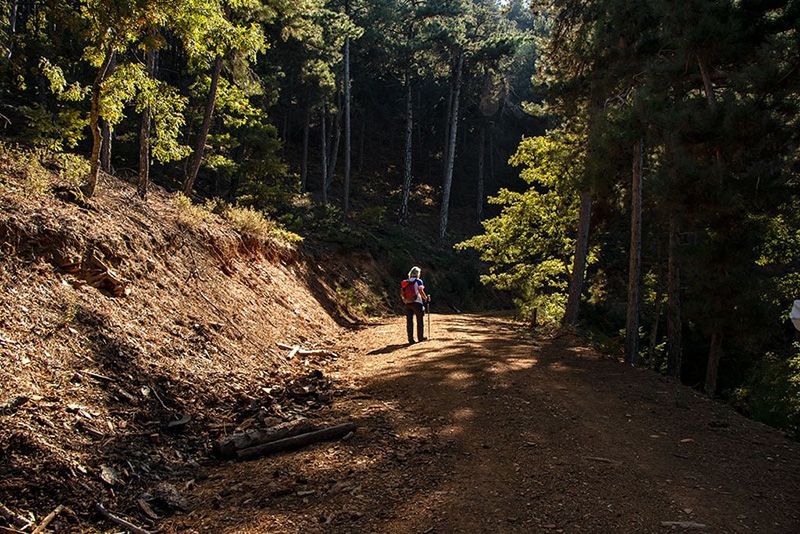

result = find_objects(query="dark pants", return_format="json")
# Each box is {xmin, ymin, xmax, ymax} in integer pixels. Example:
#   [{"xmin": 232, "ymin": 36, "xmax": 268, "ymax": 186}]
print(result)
[{"xmin": 405, "ymin": 302, "xmax": 424, "ymax": 342}]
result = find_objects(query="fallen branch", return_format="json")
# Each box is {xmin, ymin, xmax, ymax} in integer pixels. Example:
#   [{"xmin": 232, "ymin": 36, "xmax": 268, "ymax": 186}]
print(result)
[
  {"xmin": 0, "ymin": 526, "xmax": 27, "ymax": 533},
  {"xmin": 94, "ymin": 503, "xmax": 152, "ymax": 534},
  {"xmin": 661, "ymin": 521, "xmax": 711, "ymax": 531},
  {"xmin": 0, "ymin": 501, "xmax": 31, "ymax": 530},
  {"xmin": 84, "ymin": 371, "xmax": 116, "ymax": 383},
  {"xmin": 32, "ymin": 504, "xmax": 64, "ymax": 534},
  {"xmin": 276, "ymin": 343, "xmax": 338, "ymax": 359},
  {"xmin": 237, "ymin": 422, "xmax": 356, "ymax": 461},
  {"xmin": 214, "ymin": 419, "xmax": 317, "ymax": 459}
]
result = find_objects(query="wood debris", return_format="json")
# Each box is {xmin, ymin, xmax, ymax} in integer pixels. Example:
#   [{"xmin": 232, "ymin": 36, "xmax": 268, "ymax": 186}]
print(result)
[
  {"xmin": 31, "ymin": 504, "xmax": 64, "ymax": 534},
  {"xmin": 236, "ymin": 421, "xmax": 356, "ymax": 461},
  {"xmin": 94, "ymin": 503, "xmax": 151, "ymax": 534},
  {"xmin": 214, "ymin": 418, "xmax": 317, "ymax": 459},
  {"xmin": 61, "ymin": 248, "xmax": 130, "ymax": 297}
]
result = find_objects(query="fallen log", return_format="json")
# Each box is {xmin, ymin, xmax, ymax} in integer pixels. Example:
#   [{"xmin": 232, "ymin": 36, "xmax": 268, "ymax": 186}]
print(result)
[
  {"xmin": 214, "ymin": 419, "xmax": 317, "ymax": 459},
  {"xmin": 236, "ymin": 422, "xmax": 356, "ymax": 461}
]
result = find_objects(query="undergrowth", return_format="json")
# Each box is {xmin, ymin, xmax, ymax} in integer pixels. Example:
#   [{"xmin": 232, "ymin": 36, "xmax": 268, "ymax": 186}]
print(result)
[{"xmin": 172, "ymin": 193, "xmax": 302, "ymax": 247}]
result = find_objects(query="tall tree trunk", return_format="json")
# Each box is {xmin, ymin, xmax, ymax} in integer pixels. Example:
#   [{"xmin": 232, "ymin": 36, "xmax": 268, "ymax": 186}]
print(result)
[
  {"xmin": 100, "ymin": 118, "xmax": 112, "ymax": 173},
  {"xmin": 7, "ymin": 0, "xmax": 17, "ymax": 59},
  {"xmin": 442, "ymin": 57, "xmax": 455, "ymax": 186},
  {"xmin": 476, "ymin": 124, "xmax": 486, "ymax": 223},
  {"xmin": 326, "ymin": 102, "xmax": 342, "ymax": 197},
  {"xmin": 400, "ymin": 68, "xmax": 413, "ymax": 225},
  {"xmin": 647, "ymin": 245, "xmax": 664, "ymax": 368},
  {"xmin": 301, "ymin": 108, "xmax": 309, "ymax": 192},
  {"xmin": 342, "ymin": 31, "xmax": 351, "ymax": 222},
  {"xmin": 705, "ymin": 330, "xmax": 724, "ymax": 397},
  {"xmin": 137, "ymin": 38, "xmax": 156, "ymax": 200},
  {"xmin": 697, "ymin": 54, "xmax": 724, "ymax": 167},
  {"xmin": 358, "ymin": 112, "xmax": 365, "ymax": 174},
  {"xmin": 321, "ymin": 102, "xmax": 328, "ymax": 203},
  {"xmin": 488, "ymin": 126, "xmax": 494, "ymax": 186},
  {"xmin": 563, "ymin": 187, "xmax": 593, "ymax": 326},
  {"xmin": 82, "ymin": 47, "xmax": 116, "ymax": 199},
  {"xmin": 666, "ymin": 213, "xmax": 683, "ymax": 378},
  {"xmin": 183, "ymin": 54, "xmax": 223, "ymax": 195},
  {"xmin": 625, "ymin": 137, "xmax": 645, "ymax": 365},
  {"xmin": 99, "ymin": 56, "xmax": 116, "ymax": 175},
  {"xmin": 438, "ymin": 48, "xmax": 464, "ymax": 242}
]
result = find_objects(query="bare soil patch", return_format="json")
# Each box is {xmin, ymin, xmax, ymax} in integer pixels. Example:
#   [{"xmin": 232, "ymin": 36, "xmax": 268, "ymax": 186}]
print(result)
[{"xmin": 163, "ymin": 314, "xmax": 800, "ymax": 534}]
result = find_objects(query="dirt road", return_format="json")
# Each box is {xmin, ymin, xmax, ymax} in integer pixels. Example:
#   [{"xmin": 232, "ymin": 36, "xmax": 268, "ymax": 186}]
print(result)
[{"xmin": 164, "ymin": 313, "xmax": 800, "ymax": 533}]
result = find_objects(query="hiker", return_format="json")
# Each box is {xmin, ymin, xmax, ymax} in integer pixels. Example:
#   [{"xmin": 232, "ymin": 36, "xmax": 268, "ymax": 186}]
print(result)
[{"xmin": 401, "ymin": 266, "xmax": 429, "ymax": 344}]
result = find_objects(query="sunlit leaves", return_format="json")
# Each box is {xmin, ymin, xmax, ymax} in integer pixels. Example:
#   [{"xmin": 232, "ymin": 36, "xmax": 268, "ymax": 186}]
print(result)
[
  {"xmin": 101, "ymin": 63, "xmax": 190, "ymax": 163},
  {"xmin": 456, "ymin": 129, "xmax": 586, "ymax": 322}
]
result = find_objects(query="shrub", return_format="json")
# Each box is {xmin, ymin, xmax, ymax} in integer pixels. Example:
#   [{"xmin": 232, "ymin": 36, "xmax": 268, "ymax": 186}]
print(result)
[
  {"xmin": 730, "ymin": 347, "xmax": 800, "ymax": 438},
  {"xmin": 172, "ymin": 192, "xmax": 208, "ymax": 228}
]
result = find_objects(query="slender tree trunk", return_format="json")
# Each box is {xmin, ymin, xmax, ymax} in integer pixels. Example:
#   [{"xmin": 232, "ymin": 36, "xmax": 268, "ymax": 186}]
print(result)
[
  {"xmin": 666, "ymin": 213, "xmax": 683, "ymax": 378},
  {"xmin": 82, "ymin": 47, "xmax": 116, "ymax": 199},
  {"xmin": 183, "ymin": 54, "xmax": 223, "ymax": 195},
  {"xmin": 625, "ymin": 137, "xmax": 645, "ymax": 365},
  {"xmin": 321, "ymin": 103, "xmax": 328, "ymax": 204},
  {"xmin": 705, "ymin": 330, "xmax": 724, "ymax": 397},
  {"xmin": 342, "ymin": 30, "xmax": 351, "ymax": 222},
  {"xmin": 697, "ymin": 54, "xmax": 724, "ymax": 166},
  {"xmin": 476, "ymin": 124, "xmax": 486, "ymax": 223},
  {"xmin": 100, "ymin": 119, "xmax": 112, "ymax": 174},
  {"xmin": 488, "ymin": 126, "xmax": 494, "ymax": 186},
  {"xmin": 7, "ymin": 0, "xmax": 17, "ymax": 59},
  {"xmin": 563, "ymin": 187, "xmax": 593, "ymax": 326},
  {"xmin": 400, "ymin": 68, "xmax": 413, "ymax": 225},
  {"xmin": 647, "ymin": 244, "xmax": 665, "ymax": 368},
  {"xmin": 301, "ymin": 108, "xmax": 309, "ymax": 192},
  {"xmin": 358, "ymin": 112, "xmax": 365, "ymax": 174},
  {"xmin": 137, "ymin": 38, "xmax": 156, "ymax": 200},
  {"xmin": 327, "ymin": 101, "xmax": 342, "ymax": 197},
  {"xmin": 99, "ymin": 55, "xmax": 116, "ymax": 175},
  {"xmin": 439, "ymin": 48, "xmax": 464, "ymax": 242},
  {"xmin": 442, "ymin": 56, "xmax": 455, "ymax": 185}
]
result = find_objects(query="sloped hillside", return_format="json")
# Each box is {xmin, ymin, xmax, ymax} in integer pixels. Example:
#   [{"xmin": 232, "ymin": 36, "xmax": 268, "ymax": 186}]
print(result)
[{"xmin": 0, "ymin": 156, "xmax": 381, "ymax": 531}]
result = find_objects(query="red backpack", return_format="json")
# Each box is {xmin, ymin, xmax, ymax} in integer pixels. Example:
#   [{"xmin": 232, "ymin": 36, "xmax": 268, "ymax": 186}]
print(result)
[{"xmin": 400, "ymin": 279, "xmax": 418, "ymax": 303}]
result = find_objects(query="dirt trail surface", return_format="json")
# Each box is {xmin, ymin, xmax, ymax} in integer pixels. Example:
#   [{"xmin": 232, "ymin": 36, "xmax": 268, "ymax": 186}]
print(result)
[{"xmin": 162, "ymin": 313, "xmax": 800, "ymax": 534}]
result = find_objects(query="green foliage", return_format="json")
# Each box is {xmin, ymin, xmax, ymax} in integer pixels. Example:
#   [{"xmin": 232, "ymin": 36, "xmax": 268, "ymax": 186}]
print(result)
[
  {"xmin": 172, "ymin": 192, "xmax": 209, "ymax": 228},
  {"xmin": 0, "ymin": 143, "xmax": 88, "ymax": 197},
  {"xmin": 102, "ymin": 63, "xmax": 191, "ymax": 163},
  {"xmin": 730, "ymin": 348, "xmax": 800, "ymax": 439},
  {"xmin": 456, "ymin": 129, "xmax": 585, "ymax": 324},
  {"xmin": 221, "ymin": 202, "xmax": 303, "ymax": 245},
  {"xmin": 16, "ymin": 104, "xmax": 88, "ymax": 151}
]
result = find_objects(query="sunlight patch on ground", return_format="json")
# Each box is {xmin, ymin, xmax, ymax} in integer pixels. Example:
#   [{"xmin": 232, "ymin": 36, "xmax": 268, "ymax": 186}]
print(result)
[
  {"xmin": 445, "ymin": 370, "xmax": 475, "ymax": 384},
  {"xmin": 492, "ymin": 355, "xmax": 539, "ymax": 372},
  {"xmin": 452, "ymin": 407, "xmax": 475, "ymax": 422}
]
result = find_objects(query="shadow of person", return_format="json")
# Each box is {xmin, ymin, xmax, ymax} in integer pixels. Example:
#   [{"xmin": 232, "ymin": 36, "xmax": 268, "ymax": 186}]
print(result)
[{"xmin": 367, "ymin": 344, "xmax": 410, "ymax": 355}]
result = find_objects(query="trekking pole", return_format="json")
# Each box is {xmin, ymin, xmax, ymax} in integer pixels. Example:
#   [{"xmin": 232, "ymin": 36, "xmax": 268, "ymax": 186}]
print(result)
[{"xmin": 427, "ymin": 296, "xmax": 431, "ymax": 339}]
